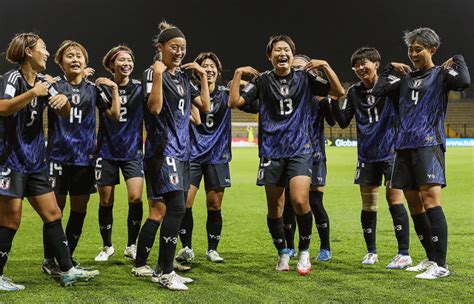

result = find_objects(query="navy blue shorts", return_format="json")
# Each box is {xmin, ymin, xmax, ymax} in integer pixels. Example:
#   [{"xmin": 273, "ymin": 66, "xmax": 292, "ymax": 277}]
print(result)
[
  {"xmin": 95, "ymin": 158, "xmax": 144, "ymax": 186},
  {"xmin": 0, "ymin": 167, "xmax": 52, "ymax": 199},
  {"xmin": 392, "ymin": 145, "xmax": 446, "ymax": 190},
  {"xmin": 256, "ymin": 154, "xmax": 312, "ymax": 187},
  {"xmin": 189, "ymin": 162, "xmax": 231, "ymax": 190},
  {"xmin": 311, "ymin": 159, "xmax": 327, "ymax": 186},
  {"xmin": 49, "ymin": 162, "xmax": 97, "ymax": 196},
  {"xmin": 354, "ymin": 160, "xmax": 394, "ymax": 186},
  {"xmin": 144, "ymin": 156, "xmax": 190, "ymax": 200}
]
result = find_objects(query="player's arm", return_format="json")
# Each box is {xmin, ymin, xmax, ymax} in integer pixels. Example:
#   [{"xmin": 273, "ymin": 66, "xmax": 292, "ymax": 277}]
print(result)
[
  {"xmin": 182, "ymin": 62, "xmax": 210, "ymax": 113},
  {"xmin": 330, "ymin": 94, "xmax": 354, "ymax": 129},
  {"xmin": 305, "ymin": 60, "xmax": 345, "ymax": 97},
  {"xmin": 371, "ymin": 63, "xmax": 408, "ymax": 97},
  {"xmin": 96, "ymin": 77, "xmax": 120, "ymax": 121},
  {"xmin": 320, "ymin": 97, "xmax": 336, "ymax": 127},
  {"xmin": 442, "ymin": 55, "xmax": 471, "ymax": 92},
  {"xmin": 0, "ymin": 81, "xmax": 49, "ymax": 116},
  {"xmin": 190, "ymin": 104, "xmax": 201, "ymax": 126},
  {"xmin": 229, "ymin": 66, "xmax": 260, "ymax": 109},
  {"xmin": 147, "ymin": 61, "xmax": 167, "ymax": 115}
]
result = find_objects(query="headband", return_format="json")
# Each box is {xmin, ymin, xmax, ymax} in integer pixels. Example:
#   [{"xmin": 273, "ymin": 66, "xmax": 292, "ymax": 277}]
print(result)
[{"xmin": 157, "ymin": 27, "xmax": 185, "ymax": 44}]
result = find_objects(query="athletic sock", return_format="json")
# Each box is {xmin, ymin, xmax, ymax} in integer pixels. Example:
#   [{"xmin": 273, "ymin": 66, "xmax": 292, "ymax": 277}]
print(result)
[
  {"xmin": 310, "ymin": 191, "xmax": 330, "ymax": 250},
  {"xmin": 296, "ymin": 211, "xmax": 313, "ymax": 251},
  {"xmin": 389, "ymin": 204, "xmax": 410, "ymax": 255},
  {"xmin": 267, "ymin": 217, "xmax": 286, "ymax": 252},
  {"xmin": 98, "ymin": 205, "xmax": 113, "ymax": 247},
  {"xmin": 411, "ymin": 212, "xmax": 436, "ymax": 262},
  {"xmin": 44, "ymin": 220, "xmax": 73, "ymax": 272},
  {"xmin": 135, "ymin": 218, "xmax": 160, "ymax": 268},
  {"xmin": 0, "ymin": 226, "xmax": 17, "ymax": 276},
  {"xmin": 361, "ymin": 211, "xmax": 377, "ymax": 253},
  {"xmin": 282, "ymin": 193, "xmax": 296, "ymax": 250},
  {"xmin": 127, "ymin": 202, "xmax": 143, "ymax": 246},
  {"xmin": 207, "ymin": 209, "xmax": 222, "ymax": 251},
  {"xmin": 65, "ymin": 211, "xmax": 86, "ymax": 256},
  {"xmin": 426, "ymin": 206, "xmax": 448, "ymax": 266},
  {"xmin": 179, "ymin": 207, "xmax": 194, "ymax": 248},
  {"xmin": 43, "ymin": 225, "xmax": 55, "ymax": 259}
]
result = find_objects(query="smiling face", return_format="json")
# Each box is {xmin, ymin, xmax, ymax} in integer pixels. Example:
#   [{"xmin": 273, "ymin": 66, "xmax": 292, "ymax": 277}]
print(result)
[
  {"xmin": 159, "ymin": 37, "xmax": 186, "ymax": 69},
  {"xmin": 28, "ymin": 39, "xmax": 49, "ymax": 71},
  {"xmin": 352, "ymin": 58, "xmax": 378, "ymax": 84},
  {"xmin": 408, "ymin": 42, "xmax": 435, "ymax": 71},
  {"xmin": 111, "ymin": 52, "xmax": 134, "ymax": 77},
  {"xmin": 269, "ymin": 41, "xmax": 294, "ymax": 74},
  {"xmin": 200, "ymin": 58, "xmax": 219, "ymax": 85},
  {"xmin": 61, "ymin": 46, "xmax": 86, "ymax": 77}
]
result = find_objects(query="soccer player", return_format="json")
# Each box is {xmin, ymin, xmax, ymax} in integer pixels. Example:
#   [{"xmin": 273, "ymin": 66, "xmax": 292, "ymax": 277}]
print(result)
[
  {"xmin": 93, "ymin": 45, "xmax": 145, "ymax": 262},
  {"xmin": 0, "ymin": 33, "xmax": 99, "ymax": 290},
  {"xmin": 175, "ymin": 52, "xmax": 230, "ymax": 264},
  {"xmin": 372, "ymin": 28, "xmax": 470, "ymax": 279},
  {"xmin": 229, "ymin": 35, "xmax": 345, "ymax": 275},
  {"xmin": 330, "ymin": 47, "xmax": 412, "ymax": 268},
  {"xmin": 43, "ymin": 40, "xmax": 104, "ymax": 273},
  {"xmin": 283, "ymin": 54, "xmax": 335, "ymax": 262},
  {"xmin": 131, "ymin": 21, "xmax": 210, "ymax": 290}
]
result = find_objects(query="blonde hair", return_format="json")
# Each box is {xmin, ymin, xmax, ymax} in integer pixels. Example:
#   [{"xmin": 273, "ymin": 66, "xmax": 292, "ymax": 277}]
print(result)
[{"xmin": 54, "ymin": 40, "xmax": 89, "ymax": 67}]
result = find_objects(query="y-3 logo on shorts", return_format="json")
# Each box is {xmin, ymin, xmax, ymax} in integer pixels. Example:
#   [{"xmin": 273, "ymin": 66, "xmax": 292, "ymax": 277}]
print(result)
[
  {"xmin": 95, "ymin": 169, "xmax": 102, "ymax": 180},
  {"xmin": 427, "ymin": 173, "xmax": 436, "ymax": 179},
  {"xmin": 49, "ymin": 177, "xmax": 56, "ymax": 188}
]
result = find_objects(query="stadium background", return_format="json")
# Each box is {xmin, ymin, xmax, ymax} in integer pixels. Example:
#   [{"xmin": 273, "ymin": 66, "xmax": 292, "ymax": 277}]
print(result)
[{"xmin": 0, "ymin": 0, "xmax": 473, "ymax": 302}]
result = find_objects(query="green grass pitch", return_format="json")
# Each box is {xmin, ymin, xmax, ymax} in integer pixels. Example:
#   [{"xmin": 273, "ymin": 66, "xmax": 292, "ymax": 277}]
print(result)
[{"xmin": 1, "ymin": 147, "xmax": 473, "ymax": 303}]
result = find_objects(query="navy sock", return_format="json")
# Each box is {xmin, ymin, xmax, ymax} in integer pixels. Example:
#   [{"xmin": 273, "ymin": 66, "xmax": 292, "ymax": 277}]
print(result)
[
  {"xmin": 361, "ymin": 211, "xmax": 377, "ymax": 253},
  {"xmin": 411, "ymin": 213, "xmax": 436, "ymax": 262},
  {"xmin": 0, "ymin": 226, "xmax": 17, "ymax": 276},
  {"xmin": 310, "ymin": 191, "xmax": 330, "ymax": 250},
  {"xmin": 296, "ymin": 211, "xmax": 313, "ymax": 251},
  {"xmin": 426, "ymin": 206, "xmax": 448, "ymax": 266},
  {"xmin": 44, "ymin": 220, "xmax": 73, "ymax": 272},
  {"xmin": 127, "ymin": 203, "xmax": 143, "ymax": 246},
  {"xmin": 65, "ymin": 211, "xmax": 86, "ymax": 256},
  {"xmin": 389, "ymin": 204, "xmax": 410, "ymax": 255},
  {"xmin": 98, "ymin": 205, "xmax": 113, "ymax": 247},
  {"xmin": 282, "ymin": 193, "xmax": 296, "ymax": 250},
  {"xmin": 179, "ymin": 207, "xmax": 194, "ymax": 248},
  {"xmin": 135, "ymin": 218, "xmax": 160, "ymax": 268},
  {"xmin": 267, "ymin": 217, "xmax": 286, "ymax": 252},
  {"xmin": 207, "ymin": 209, "xmax": 222, "ymax": 251}
]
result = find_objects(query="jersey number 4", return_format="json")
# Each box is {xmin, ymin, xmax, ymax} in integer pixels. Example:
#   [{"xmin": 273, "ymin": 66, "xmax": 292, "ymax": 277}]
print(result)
[{"xmin": 411, "ymin": 90, "xmax": 419, "ymax": 105}]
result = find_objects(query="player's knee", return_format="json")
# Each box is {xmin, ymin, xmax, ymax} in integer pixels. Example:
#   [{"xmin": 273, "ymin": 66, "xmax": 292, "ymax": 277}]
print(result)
[
  {"xmin": 100, "ymin": 198, "xmax": 114, "ymax": 207},
  {"xmin": 128, "ymin": 194, "xmax": 142, "ymax": 204},
  {"xmin": 361, "ymin": 192, "xmax": 379, "ymax": 211},
  {"xmin": 206, "ymin": 197, "xmax": 222, "ymax": 210}
]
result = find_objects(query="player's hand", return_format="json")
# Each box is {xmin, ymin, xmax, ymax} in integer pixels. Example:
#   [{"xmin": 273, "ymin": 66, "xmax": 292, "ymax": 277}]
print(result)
[
  {"xmin": 32, "ymin": 81, "xmax": 49, "ymax": 97},
  {"xmin": 391, "ymin": 62, "xmax": 412, "ymax": 75},
  {"xmin": 441, "ymin": 57, "xmax": 455, "ymax": 70},
  {"xmin": 235, "ymin": 66, "xmax": 260, "ymax": 78},
  {"xmin": 151, "ymin": 61, "xmax": 167, "ymax": 75},
  {"xmin": 44, "ymin": 74, "xmax": 56, "ymax": 84},
  {"xmin": 304, "ymin": 59, "xmax": 328, "ymax": 71},
  {"xmin": 181, "ymin": 62, "xmax": 206, "ymax": 77},
  {"xmin": 95, "ymin": 77, "xmax": 118, "ymax": 90},
  {"xmin": 84, "ymin": 67, "xmax": 95, "ymax": 78},
  {"xmin": 48, "ymin": 94, "xmax": 68, "ymax": 109}
]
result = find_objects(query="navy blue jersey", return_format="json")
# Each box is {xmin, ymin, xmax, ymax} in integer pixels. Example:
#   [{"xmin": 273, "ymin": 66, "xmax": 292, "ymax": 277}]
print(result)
[
  {"xmin": 241, "ymin": 69, "xmax": 330, "ymax": 158},
  {"xmin": 97, "ymin": 79, "xmax": 144, "ymax": 161},
  {"xmin": 143, "ymin": 68, "xmax": 200, "ymax": 160},
  {"xmin": 47, "ymin": 76, "xmax": 96, "ymax": 166},
  {"xmin": 190, "ymin": 86, "xmax": 231, "ymax": 164},
  {"xmin": 373, "ymin": 55, "xmax": 470, "ymax": 151},
  {"xmin": 311, "ymin": 98, "xmax": 335, "ymax": 162},
  {"xmin": 0, "ymin": 69, "xmax": 50, "ymax": 173},
  {"xmin": 332, "ymin": 82, "xmax": 397, "ymax": 163}
]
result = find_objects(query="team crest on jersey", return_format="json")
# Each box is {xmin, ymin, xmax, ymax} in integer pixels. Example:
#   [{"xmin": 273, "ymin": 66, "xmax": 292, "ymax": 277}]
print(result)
[
  {"xmin": 49, "ymin": 177, "xmax": 56, "ymax": 188},
  {"xmin": 413, "ymin": 79, "xmax": 423, "ymax": 88},
  {"xmin": 71, "ymin": 94, "xmax": 81, "ymax": 105},
  {"xmin": 280, "ymin": 85, "xmax": 290, "ymax": 97},
  {"xmin": 169, "ymin": 173, "xmax": 179, "ymax": 185},
  {"xmin": 176, "ymin": 84, "xmax": 185, "ymax": 97},
  {"xmin": 0, "ymin": 177, "xmax": 10, "ymax": 190},
  {"xmin": 367, "ymin": 95, "xmax": 375, "ymax": 105},
  {"xmin": 95, "ymin": 169, "xmax": 102, "ymax": 181},
  {"xmin": 31, "ymin": 97, "xmax": 38, "ymax": 108}
]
